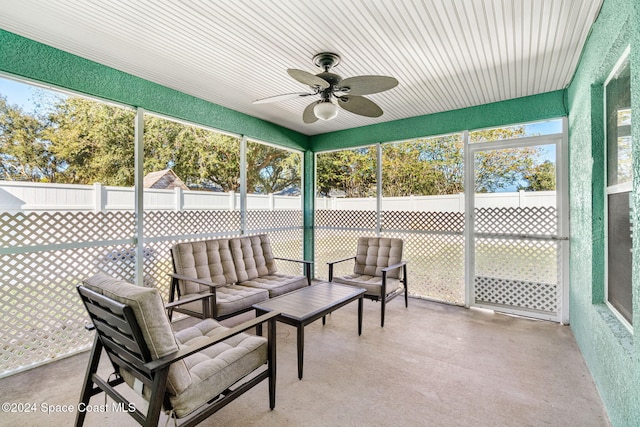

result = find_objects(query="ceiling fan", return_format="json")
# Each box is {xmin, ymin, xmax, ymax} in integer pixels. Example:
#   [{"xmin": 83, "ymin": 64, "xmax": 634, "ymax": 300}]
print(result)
[{"xmin": 253, "ymin": 52, "xmax": 399, "ymax": 123}]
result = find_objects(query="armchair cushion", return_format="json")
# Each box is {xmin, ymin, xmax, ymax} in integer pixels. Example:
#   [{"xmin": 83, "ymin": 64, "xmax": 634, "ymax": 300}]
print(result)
[
  {"xmin": 170, "ymin": 319, "xmax": 268, "ymax": 418},
  {"xmin": 354, "ymin": 237, "xmax": 403, "ymax": 279},
  {"xmin": 332, "ymin": 274, "xmax": 402, "ymax": 298}
]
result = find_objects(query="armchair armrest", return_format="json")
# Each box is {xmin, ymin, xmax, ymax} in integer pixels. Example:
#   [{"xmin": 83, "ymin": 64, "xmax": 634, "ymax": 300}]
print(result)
[
  {"xmin": 327, "ymin": 256, "xmax": 356, "ymax": 282},
  {"xmin": 145, "ymin": 311, "xmax": 280, "ymax": 373},
  {"xmin": 326, "ymin": 256, "xmax": 356, "ymax": 266},
  {"xmin": 381, "ymin": 260, "xmax": 407, "ymax": 273}
]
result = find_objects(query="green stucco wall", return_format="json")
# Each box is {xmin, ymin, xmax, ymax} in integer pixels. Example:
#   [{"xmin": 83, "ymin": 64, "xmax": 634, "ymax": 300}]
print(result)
[
  {"xmin": 566, "ymin": 0, "xmax": 640, "ymax": 425},
  {"xmin": 310, "ymin": 90, "xmax": 566, "ymax": 151},
  {"xmin": 0, "ymin": 29, "xmax": 308, "ymax": 151}
]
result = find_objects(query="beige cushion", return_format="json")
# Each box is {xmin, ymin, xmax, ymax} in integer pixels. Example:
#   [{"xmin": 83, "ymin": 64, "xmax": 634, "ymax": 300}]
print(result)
[
  {"xmin": 239, "ymin": 273, "xmax": 308, "ymax": 297},
  {"xmin": 172, "ymin": 239, "xmax": 238, "ymax": 295},
  {"xmin": 82, "ymin": 273, "xmax": 191, "ymax": 396},
  {"xmin": 176, "ymin": 286, "xmax": 268, "ymax": 318},
  {"xmin": 333, "ymin": 274, "xmax": 401, "ymax": 298},
  {"xmin": 230, "ymin": 235, "xmax": 277, "ymax": 282},
  {"xmin": 354, "ymin": 237, "xmax": 403, "ymax": 279},
  {"xmin": 169, "ymin": 319, "xmax": 268, "ymax": 418}
]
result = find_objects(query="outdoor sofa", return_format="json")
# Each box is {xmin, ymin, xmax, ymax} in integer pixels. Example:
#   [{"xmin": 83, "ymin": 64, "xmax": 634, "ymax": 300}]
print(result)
[{"xmin": 168, "ymin": 234, "xmax": 312, "ymax": 320}]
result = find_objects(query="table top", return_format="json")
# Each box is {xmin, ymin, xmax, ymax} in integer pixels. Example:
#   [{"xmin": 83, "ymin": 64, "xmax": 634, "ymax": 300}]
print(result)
[{"xmin": 252, "ymin": 282, "xmax": 365, "ymax": 321}]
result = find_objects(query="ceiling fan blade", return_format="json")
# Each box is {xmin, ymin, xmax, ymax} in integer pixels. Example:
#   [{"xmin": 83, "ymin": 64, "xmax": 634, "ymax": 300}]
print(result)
[
  {"xmin": 336, "ymin": 75, "xmax": 398, "ymax": 96},
  {"xmin": 287, "ymin": 69, "xmax": 330, "ymax": 89},
  {"xmin": 337, "ymin": 95, "xmax": 383, "ymax": 117},
  {"xmin": 253, "ymin": 92, "xmax": 314, "ymax": 104},
  {"xmin": 303, "ymin": 101, "xmax": 320, "ymax": 123}
]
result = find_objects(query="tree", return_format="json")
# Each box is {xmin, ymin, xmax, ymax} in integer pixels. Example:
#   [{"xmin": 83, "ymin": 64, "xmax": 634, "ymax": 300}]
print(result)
[
  {"xmin": 317, "ymin": 127, "xmax": 546, "ymax": 198},
  {"xmin": 46, "ymin": 97, "xmax": 135, "ymax": 185},
  {"xmin": 247, "ymin": 142, "xmax": 300, "ymax": 194},
  {"xmin": 0, "ymin": 96, "xmax": 57, "ymax": 181},
  {"xmin": 316, "ymin": 147, "xmax": 376, "ymax": 197},
  {"xmin": 525, "ymin": 160, "xmax": 556, "ymax": 191}
]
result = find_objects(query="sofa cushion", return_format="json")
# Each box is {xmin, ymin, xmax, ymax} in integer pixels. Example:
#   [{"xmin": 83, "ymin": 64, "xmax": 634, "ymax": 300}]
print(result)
[
  {"xmin": 230, "ymin": 235, "xmax": 277, "ymax": 282},
  {"xmin": 82, "ymin": 273, "xmax": 191, "ymax": 396},
  {"xmin": 354, "ymin": 237, "xmax": 403, "ymax": 279},
  {"xmin": 170, "ymin": 319, "xmax": 268, "ymax": 418},
  {"xmin": 172, "ymin": 239, "xmax": 238, "ymax": 294},
  {"xmin": 239, "ymin": 273, "xmax": 308, "ymax": 297}
]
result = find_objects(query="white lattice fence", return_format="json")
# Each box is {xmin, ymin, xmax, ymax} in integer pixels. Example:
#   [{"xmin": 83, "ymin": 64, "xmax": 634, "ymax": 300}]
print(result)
[
  {"xmin": 1, "ymin": 208, "xmax": 303, "ymax": 376},
  {"xmin": 475, "ymin": 206, "xmax": 557, "ymax": 235},
  {"xmin": 144, "ymin": 210, "xmax": 241, "ymax": 237},
  {"xmin": 0, "ymin": 244, "xmax": 141, "ymax": 376}
]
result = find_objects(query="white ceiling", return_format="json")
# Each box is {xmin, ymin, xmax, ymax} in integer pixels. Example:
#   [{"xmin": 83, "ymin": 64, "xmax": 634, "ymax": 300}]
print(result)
[{"xmin": 0, "ymin": 0, "xmax": 602, "ymax": 136}]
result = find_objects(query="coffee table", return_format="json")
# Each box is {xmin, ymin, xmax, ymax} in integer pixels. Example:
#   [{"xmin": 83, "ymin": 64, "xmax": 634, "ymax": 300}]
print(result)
[{"xmin": 253, "ymin": 281, "xmax": 366, "ymax": 379}]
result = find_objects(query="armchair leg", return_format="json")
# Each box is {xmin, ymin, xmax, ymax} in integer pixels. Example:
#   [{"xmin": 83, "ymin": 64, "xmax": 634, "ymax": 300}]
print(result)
[
  {"xmin": 268, "ymin": 317, "xmax": 277, "ymax": 410},
  {"xmin": 403, "ymin": 265, "xmax": 409, "ymax": 308},
  {"xmin": 75, "ymin": 336, "xmax": 102, "ymax": 427},
  {"xmin": 381, "ymin": 298, "xmax": 386, "ymax": 327}
]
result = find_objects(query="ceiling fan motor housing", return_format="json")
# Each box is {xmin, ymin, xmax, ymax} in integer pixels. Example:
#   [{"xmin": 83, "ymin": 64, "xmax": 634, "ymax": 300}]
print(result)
[{"xmin": 313, "ymin": 52, "xmax": 341, "ymax": 71}]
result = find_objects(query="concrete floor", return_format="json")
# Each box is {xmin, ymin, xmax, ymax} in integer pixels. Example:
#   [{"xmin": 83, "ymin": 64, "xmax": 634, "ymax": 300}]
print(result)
[{"xmin": 0, "ymin": 297, "xmax": 609, "ymax": 427}]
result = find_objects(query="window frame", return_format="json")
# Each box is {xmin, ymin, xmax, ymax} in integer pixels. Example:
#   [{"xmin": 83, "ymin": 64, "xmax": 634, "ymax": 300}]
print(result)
[{"xmin": 603, "ymin": 46, "xmax": 633, "ymax": 333}]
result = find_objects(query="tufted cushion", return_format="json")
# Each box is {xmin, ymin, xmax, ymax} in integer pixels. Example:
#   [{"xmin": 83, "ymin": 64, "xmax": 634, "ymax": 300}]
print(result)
[
  {"xmin": 353, "ymin": 237, "xmax": 403, "ymax": 279},
  {"xmin": 172, "ymin": 239, "xmax": 238, "ymax": 295},
  {"xmin": 230, "ymin": 235, "xmax": 277, "ymax": 282},
  {"xmin": 332, "ymin": 274, "xmax": 401, "ymax": 298},
  {"xmin": 170, "ymin": 319, "xmax": 268, "ymax": 418},
  {"xmin": 82, "ymin": 273, "xmax": 191, "ymax": 396},
  {"xmin": 239, "ymin": 273, "xmax": 308, "ymax": 297}
]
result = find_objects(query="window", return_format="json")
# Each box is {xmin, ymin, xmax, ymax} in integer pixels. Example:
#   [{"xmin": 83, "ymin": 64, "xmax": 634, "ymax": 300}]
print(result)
[{"xmin": 605, "ymin": 48, "xmax": 633, "ymax": 329}]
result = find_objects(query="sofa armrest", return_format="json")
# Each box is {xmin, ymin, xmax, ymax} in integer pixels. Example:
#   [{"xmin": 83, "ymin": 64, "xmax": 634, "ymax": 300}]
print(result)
[
  {"xmin": 274, "ymin": 257, "xmax": 312, "ymax": 266},
  {"xmin": 165, "ymin": 292, "xmax": 214, "ymax": 309},
  {"xmin": 274, "ymin": 257, "xmax": 314, "ymax": 285},
  {"xmin": 169, "ymin": 273, "xmax": 225, "ymax": 289},
  {"xmin": 144, "ymin": 311, "xmax": 280, "ymax": 373}
]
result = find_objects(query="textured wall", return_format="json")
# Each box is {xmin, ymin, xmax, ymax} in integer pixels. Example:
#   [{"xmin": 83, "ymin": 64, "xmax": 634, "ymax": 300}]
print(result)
[
  {"xmin": 566, "ymin": 0, "xmax": 640, "ymax": 425},
  {"xmin": 0, "ymin": 29, "xmax": 308, "ymax": 151},
  {"xmin": 310, "ymin": 90, "xmax": 566, "ymax": 152}
]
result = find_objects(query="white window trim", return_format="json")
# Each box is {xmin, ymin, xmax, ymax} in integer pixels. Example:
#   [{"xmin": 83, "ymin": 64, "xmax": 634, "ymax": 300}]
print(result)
[{"xmin": 603, "ymin": 46, "xmax": 633, "ymax": 334}]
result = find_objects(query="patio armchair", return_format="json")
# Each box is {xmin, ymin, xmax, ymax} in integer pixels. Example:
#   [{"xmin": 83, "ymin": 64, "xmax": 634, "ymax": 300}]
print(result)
[
  {"xmin": 76, "ymin": 272, "xmax": 278, "ymax": 427},
  {"xmin": 327, "ymin": 237, "xmax": 408, "ymax": 327}
]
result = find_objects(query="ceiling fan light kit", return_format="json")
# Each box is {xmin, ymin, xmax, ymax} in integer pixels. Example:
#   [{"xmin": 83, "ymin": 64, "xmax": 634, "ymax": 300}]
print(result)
[
  {"xmin": 253, "ymin": 52, "xmax": 398, "ymax": 124},
  {"xmin": 314, "ymin": 100, "xmax": 339, "ymax": 121}
]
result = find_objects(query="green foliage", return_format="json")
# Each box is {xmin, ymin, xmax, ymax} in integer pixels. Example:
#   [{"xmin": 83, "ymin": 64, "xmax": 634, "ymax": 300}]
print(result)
[
  {"xmin": 526, "ymin": 160, "xmax": 556, "ymax": 191},
  {"xmin": 1, "ymin": 91, "xmax": 555, "ymax": 195},
  {"xmin": 0, "ymin": 94, "xmax": 300, "ymax": 192},
  {"xmin": 317, "ymin": 127, "xmax": 555, "ymax": 197},
  {"xmin": 45, "ymin": 98, "xmax": 135, "ymax": 185}
]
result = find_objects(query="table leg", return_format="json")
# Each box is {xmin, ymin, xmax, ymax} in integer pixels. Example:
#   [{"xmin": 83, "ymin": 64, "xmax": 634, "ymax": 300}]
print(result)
[
  {"xmin": 297, "ymin": 325, "xmax": 304, "ymax": 380},
  {"xmin": 358, "ymin": 296, "xmax": 363, "ymax": 336}
]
